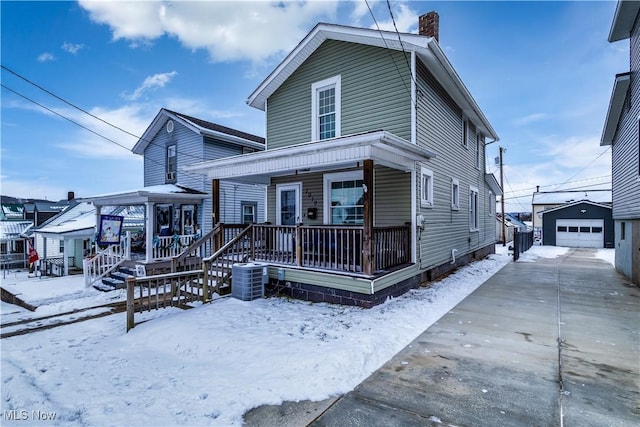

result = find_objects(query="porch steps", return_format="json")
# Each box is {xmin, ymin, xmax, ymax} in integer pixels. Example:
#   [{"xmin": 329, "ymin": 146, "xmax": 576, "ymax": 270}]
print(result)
[{"xmin": 95, "ymin": 267, "xmax": 137, "ymax": 292}]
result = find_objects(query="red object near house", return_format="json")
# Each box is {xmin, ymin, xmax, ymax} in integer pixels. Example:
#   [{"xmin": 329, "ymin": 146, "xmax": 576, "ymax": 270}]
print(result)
[{"xmin": 28, "ymin": 242, "xmax": 39, "ymax": 264}]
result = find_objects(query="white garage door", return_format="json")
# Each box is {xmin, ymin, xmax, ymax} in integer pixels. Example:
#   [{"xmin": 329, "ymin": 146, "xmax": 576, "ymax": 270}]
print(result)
[{"xmin": 555, "ymin": 219, "xmax": 604, "ymax": 248}]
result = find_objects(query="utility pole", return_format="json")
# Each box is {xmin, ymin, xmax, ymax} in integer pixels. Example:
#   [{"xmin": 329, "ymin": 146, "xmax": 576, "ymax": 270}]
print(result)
[{"xmin": 499, "ymin": 146, "xmax": 506, "ymax": 247}]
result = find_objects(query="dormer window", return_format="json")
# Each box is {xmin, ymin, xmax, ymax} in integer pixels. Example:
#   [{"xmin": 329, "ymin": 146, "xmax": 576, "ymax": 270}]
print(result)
[
  {"xmin": 166, "ymin": 144, "xmax": 177, "ymax": 182},
  {"xmin": 312, "ymin": 75, "xmax": 341, "ymax": 141}
]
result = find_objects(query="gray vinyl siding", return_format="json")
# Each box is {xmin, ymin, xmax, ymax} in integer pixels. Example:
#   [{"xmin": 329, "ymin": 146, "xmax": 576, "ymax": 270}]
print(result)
[
  {"xmin": 267, "ymin": 40, "xmax": 412, "ymax": 149},
  {"xmin": 611, "ymin": 14, "xmax": 640, "ymax": 221},
  {"xmin": 414, "ymin": 59, "xmax": 496, "ymax": 269},
  {"xmin": 143, "ymin": 120, "xmax": 266, "ymax": 232}
]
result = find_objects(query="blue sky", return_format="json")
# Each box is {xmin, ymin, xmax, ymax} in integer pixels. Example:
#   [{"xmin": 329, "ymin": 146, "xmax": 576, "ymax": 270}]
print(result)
[{"xmin": 0, "ymin": 1, "xmax": 628, "ymax": 212}]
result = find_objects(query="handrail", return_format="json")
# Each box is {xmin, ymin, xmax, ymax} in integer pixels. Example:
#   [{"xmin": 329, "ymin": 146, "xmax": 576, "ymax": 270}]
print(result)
[
  {"xmin": 83, "ymin": 232, "xmax": 131, "ymax": 288},
  {"xmin": 202, "ymin": 225, "xmax": 254, "ymax": 298},
  {"xmin": 171, "ymin": 224, "xmax": 221, "ymax": 272}
]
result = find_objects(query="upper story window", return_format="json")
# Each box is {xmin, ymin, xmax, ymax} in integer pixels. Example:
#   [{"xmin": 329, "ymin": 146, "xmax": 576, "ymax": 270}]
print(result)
[
  {"xmin": 475, "ymin": 133, "xmax": 482, "ymax": 169},
  {"xmin": 462, "ymin": 118, "xmax": 469, "ymax": 148},
  {"xmin": 166, "ymin": 144, "xmax": 177, "ymax": 182},
  {"xmin": 421, "ymin": 167, "xmax": 434, "ymax": 208},
  {"xmin": 312, "ymin": 75, "xmax": 341, "ymax": 141}
]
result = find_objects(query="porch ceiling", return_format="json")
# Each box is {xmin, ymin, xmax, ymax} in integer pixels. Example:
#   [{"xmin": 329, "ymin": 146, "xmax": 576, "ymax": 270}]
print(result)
[{"xmin": 184, "ymin": 131, "xmax": 437, "ymax": 184}]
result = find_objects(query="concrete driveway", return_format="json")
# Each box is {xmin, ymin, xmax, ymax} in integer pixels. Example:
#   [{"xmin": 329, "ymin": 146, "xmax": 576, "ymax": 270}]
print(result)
[{"xmin": 245, "ymin": 248, "xmax": 639, "ymax": 426}]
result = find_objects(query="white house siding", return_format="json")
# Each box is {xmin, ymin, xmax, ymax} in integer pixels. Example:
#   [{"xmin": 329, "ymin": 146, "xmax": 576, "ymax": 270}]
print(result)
[
  {"xmin": 415, "ymin": 59, "xmax": 496, "ymax": 270},
  {"xmin": 266, "ymin": 40, "xmax": 412, "ymax": 149}
]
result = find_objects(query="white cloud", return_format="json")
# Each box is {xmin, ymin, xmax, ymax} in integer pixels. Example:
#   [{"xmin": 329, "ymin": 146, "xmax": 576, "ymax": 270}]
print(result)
[
  {"xmin": 369, "ymin": 2, "xmax": 418, "ymax": 33},
  {"xmin": 125, "ymin": 71, "xmax": 178, "ymax": 101},
  {"xmin": 37, "ymin": 52, "xmax": 55, "ymax": 62},
  {"xmin": 79, "ymin": 1, "xmax": 340, "ymax": 63},
  {"xmin": 350, "ymin": 0, "xmax": 370, "ymax": 24},
  {"xmin": 513, "ymin": 113, "xmax": 547, "ymax": 126},
  {"xmin": 62, "ymin": 42, "xmax": 85, "ymax": 54}
]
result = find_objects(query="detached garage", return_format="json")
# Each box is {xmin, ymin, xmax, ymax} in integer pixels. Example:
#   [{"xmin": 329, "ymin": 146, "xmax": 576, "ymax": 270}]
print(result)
[{"xmin": 541, "ymin": 201, "xmax": 614, "ymax": 248}]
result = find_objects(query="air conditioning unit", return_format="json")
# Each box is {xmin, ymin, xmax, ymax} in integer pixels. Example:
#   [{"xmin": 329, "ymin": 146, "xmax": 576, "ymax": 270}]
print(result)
[
  {"xmin": 231, "ymin": 262, "xmax": 268, "ymax": 301},
  {"xmin": 166, "ymin": 171, "xmax": 176, "ymax": 181}
]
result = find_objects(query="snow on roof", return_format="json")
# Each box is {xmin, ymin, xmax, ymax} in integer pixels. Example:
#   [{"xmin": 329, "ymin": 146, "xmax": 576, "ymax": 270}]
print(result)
[
  {"xmin": 0, "ymin": 221, "xmax": 33, "ymax": 241},
  {"xmin": 36, "ymin": 203, "xmax": 146, "ymax": 236},
  {"xmin": 532, "ymin": 190, "xmax": 612, "ymax": 205}
]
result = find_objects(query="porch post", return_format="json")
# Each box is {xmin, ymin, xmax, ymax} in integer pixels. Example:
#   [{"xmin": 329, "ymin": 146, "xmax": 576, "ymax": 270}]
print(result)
[
  {"xmin": 212, "ymin": 179, "xmax": 220, "ymax": 226},
  {"xmin": 63, "ymin": 238, "xmax": 70, "ymax": 276},
  {"xmin": 145, "ymin": 202, "xmax": 154, "ymax": 263},
  {"xmin": 363, "ymin": 159, "xmax": 374, "ymax": 276},
  {"xmin": 94, "ymin": 205, "xmax": 102, "ymax": 255}
]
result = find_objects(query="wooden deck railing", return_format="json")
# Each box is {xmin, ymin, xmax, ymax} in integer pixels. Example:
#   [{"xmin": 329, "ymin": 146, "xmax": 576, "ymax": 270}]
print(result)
[
  {"xmin": 251, "ymin": 223, "xmax": 410, "ymax": 274},
  {"xmin": 171, "ymin": 224, "xmax": 248, "ymax": 272},
  {"xmin": 126, "ymin": 269, "xmax": 204, "ymax": 331},
  {"xmin": 202, "ymin": 226, "xmax": 253, "ymax": 296}
]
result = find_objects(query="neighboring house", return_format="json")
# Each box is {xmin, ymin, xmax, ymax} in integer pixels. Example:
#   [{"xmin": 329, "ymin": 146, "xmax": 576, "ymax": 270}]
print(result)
[
  {"xmin": 32, "ymin": 202, "xmax": 147, "ymax": 276},
  {"xmin": 130, "ymin": 109, "xmax": 267, "ymax": 232},
  {"xmin": 601, "ymin": 0, "xmax": 640, "ymax": 284},
  {"xmin": 541, "ymin": 201, "xmax": 614, "ymax": 248},
  {"xmin": 532, "ymin": 189, "xmax": 612, "ymax": 235},
  {"xmin": 496, "ymin": 213, "xmax": 529, "ymax": 244},
  {"xmin": 71, "ymin": 110, "xmax": 265, "ymax": 287},
  {"xmin": 0, "ymin": 202, "xmax": 31, "ymax": 267},
  {"xmin": 0, "ymin": 196, "xmax": 70, "ymax": 268},
  {"xmin": 185, "ymin": 13, "xmax": 502, "ymax": 306}
]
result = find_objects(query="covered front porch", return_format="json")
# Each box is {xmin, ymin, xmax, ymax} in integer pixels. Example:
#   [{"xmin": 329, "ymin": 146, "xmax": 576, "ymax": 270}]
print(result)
[
  {"xmin": 185, "ymin": 131, "xmax": 436, "ymax": 278},
  {"xmin": 78, "ymin": 185, "xmax": 208, "ymax": 287}
]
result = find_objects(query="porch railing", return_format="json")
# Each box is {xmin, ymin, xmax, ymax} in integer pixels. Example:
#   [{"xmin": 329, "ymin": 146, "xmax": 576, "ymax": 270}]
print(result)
[
  {"xmin": 84, "ymin": 233, "xmax": 130, "ymax": 288},
  {"xmin": 171, "ymin": 224, "xmax": 248, "ymax": 272},
  {"xmin": 152, "ymin": 234, "xmax": 198, "ymax": 260},
  {"xmin": 251, "ymin": 223, "xmax": 411, "ymax": 275},
  {"xmin": 126, "ymin": 269, "xmax": 205, "ymax": 332}
]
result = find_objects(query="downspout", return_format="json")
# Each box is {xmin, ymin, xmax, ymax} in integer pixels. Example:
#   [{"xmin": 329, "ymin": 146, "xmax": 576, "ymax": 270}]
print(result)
[{"xmin": 451, "ymin": 248, "xmax": 458, "ymax": 265}]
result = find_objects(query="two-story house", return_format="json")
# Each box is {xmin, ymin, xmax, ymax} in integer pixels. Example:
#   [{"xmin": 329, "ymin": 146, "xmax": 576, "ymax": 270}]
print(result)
[
  {"xmin": 601, "ymin": 0, "xmax": 640, "ymax": 284},
  {"xmin": 185, "ymin": 13, "xmax": 502, "ymax": 307},
  {"xmin": 35, "ymin": 109, "xmax": 265, "ymax": 285}
]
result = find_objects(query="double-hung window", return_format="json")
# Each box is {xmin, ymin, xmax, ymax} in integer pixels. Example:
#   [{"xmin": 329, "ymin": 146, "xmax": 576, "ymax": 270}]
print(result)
[
  {"xmin": 469, "ymin": 186, "xmax": 479, "ymax": 231},
  {"xmin": 312, "ymin": 75, "xmax": 341, "ymax": 141},
  {"xmin": 421, "ymin": 167, "xmax": 434, "ymax": 208}
]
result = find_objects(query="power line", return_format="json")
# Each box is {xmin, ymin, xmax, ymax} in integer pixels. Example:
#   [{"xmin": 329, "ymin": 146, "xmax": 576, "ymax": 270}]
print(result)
[
  {"xmin": 1, "ymin": 64, "xmax": 207, "ymax": 164},
  {"xmin": 364, "ymin": 0, "xmax": 414, "ymax": 108},
  {"xmin": 1, "ymin": 83, "xmax": 209, "ymax": 183},
  {"xmin": 551, "ymin": 147, "xmax": 611, "ymax": 191}
]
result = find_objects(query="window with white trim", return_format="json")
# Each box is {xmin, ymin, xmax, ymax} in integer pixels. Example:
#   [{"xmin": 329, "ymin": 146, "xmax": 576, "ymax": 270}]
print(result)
[
  {"xmin": 469, "ymin": 186, "xmax": 479, "ymax": 230},
  {"xmin": 324, "ymin": 171, "xmax": 364, "ymax": 224},
  {"xmin": 421, "ymin": 167, "xmax": 434, "ymax": 208},
  {"xmin": 451, "ymin": 178, "xmax": 460, "ymax": 210},
  {"xmin": 462, "ymin": 118, "xmax": 469, "ymax": 148},
  {"xmin": 166, "ymin": 144, "xmax": 177, "ymax": 182},
  {"xmin": 475, "ymin": 133, "xmax": 482, "ymax": 169},
  {"xmin": 312, "ymin": 75, "xmax": 341, "ymax": 141}
]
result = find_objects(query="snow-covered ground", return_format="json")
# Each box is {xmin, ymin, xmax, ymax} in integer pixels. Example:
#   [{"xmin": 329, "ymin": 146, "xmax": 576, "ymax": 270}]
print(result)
[{"xmin": 1, "ymin": 246, "xmax": 612, "ymax": 426}]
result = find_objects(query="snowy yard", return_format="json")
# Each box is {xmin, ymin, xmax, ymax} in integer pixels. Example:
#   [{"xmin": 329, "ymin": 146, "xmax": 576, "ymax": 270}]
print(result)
[{"xmin": 0, "ymin": 246, "xmax": 614, "ymax": 426}]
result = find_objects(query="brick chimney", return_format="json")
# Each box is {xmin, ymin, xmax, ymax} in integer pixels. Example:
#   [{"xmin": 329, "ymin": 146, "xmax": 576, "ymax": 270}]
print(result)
[
  {"xmin": 67, "ymin": 191, "xmax": 75, "ymax": 201},
  {"xmin": 419, "ymin": 11, "xmax": 439, "ymax": 42}
]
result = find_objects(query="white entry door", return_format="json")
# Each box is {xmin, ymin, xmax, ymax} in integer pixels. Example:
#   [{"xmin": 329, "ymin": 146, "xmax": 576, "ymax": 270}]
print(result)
[
  {"xmin": 276, "ymin": 183, "xmax": 301, "ymax": 252},
  {"xmin": 555, "ymin": 219, "xmax": 604, "ymax": 248}
]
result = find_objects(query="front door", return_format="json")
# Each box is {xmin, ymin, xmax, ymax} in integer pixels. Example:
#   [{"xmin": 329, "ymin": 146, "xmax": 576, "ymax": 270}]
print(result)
[{"xmin": 276, "ymin": 183, "xmax": 301, "ymax": 252}]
